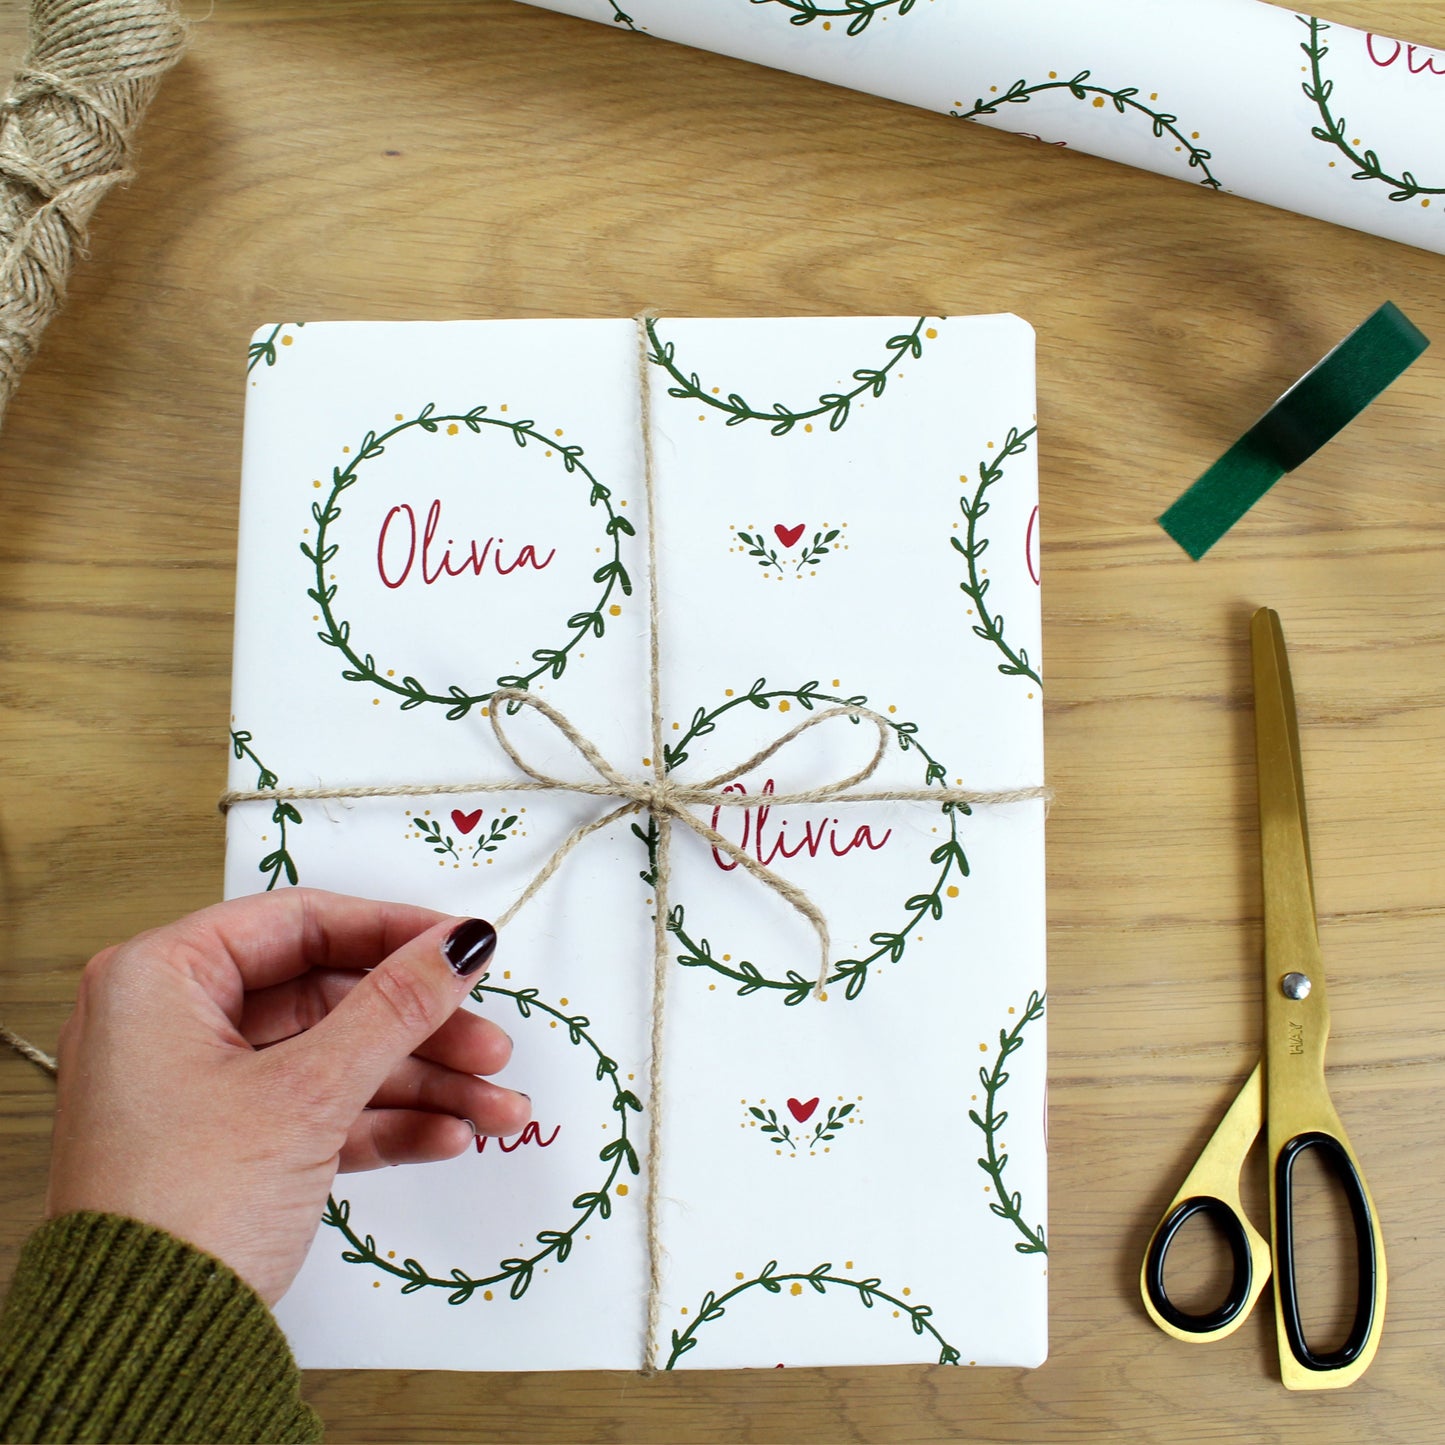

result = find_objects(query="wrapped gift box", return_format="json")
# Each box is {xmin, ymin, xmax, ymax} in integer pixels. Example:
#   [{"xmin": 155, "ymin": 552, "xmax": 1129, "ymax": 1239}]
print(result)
[{"xmin": 225, "ymin": 314, "xmax": 1048, "ymax": 1370}]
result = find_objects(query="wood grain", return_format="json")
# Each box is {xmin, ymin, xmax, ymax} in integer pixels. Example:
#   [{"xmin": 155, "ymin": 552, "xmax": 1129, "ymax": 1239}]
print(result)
[{"xmin": 2, "ymin": 2, "xmax": 1443, "ymax": 1440}]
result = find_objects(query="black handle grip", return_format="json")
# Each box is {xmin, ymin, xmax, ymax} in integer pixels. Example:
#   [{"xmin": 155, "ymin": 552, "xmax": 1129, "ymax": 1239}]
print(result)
[
  {"xmin": 1144, "ymin": 1194, "xmax": 1254, "ymax": 1335},
  {"xmin": 1274, "ymin": 1132, "xmax": 1379, "ymax": 1372}
]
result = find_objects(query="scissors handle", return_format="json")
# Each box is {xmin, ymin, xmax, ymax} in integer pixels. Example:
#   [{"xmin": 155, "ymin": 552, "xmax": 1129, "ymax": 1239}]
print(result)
[
  {"xmin": 1272, "ymin": 1129, "xmax": 1381, "ymax": 1379},
  {"xmin": 1144, "ymin": 1194, "xmax": 1256, "ymax": 1335},
  {"xmin": 1140, "ymin": 1064, "xmax": 1272, "ymax": 1343}
]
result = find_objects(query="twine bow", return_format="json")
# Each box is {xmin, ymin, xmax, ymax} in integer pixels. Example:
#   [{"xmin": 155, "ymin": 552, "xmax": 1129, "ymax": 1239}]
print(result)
[{"xmin": 483, "ymin": 685, "xmax": 988, "ymax": 996}]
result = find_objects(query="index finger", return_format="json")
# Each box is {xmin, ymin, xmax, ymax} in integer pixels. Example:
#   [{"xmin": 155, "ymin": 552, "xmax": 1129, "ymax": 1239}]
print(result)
[{"xmin": 144, "ymin": 888, "xmax": 452, "ymax": 1000}]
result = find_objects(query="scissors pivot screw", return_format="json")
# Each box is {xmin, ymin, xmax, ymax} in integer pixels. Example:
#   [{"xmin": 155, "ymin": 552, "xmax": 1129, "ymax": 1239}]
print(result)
[{"xmin": 1281, "ymin": 972, "xmax": 1312, "ymax": 1001}]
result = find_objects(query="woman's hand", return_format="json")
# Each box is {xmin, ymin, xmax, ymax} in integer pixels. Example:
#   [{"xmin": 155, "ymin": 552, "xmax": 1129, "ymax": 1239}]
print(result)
[{"xmin": 45, "ymin": 889, "xmax": 529, "ymax": 1306}]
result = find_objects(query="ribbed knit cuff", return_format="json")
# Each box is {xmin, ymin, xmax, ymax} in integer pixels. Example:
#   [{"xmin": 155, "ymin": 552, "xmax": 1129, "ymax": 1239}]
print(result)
[{"xmin": 0, "ymin": 1212, "xmax": 323, "ymax": 1444}]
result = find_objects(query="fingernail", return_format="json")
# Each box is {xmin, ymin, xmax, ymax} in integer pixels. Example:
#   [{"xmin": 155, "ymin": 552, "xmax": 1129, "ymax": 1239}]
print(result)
[
  {"xmin": 442, "ymin": 918, "xmax": 497, "ymax": 977},
  {"xmin": 461, "ymin": 1118, "xmax": 478, "ymax": 1137}
]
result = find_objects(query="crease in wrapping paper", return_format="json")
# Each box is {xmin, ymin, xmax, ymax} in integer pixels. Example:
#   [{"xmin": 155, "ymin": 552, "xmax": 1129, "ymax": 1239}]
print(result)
[
  {"xmin": 518, "ymin": 0, "xmax": 1445, "ymax": 254},
  {"xmin": 226, "ymin": 315, "xmax": 1047, "ymax": 1371}
]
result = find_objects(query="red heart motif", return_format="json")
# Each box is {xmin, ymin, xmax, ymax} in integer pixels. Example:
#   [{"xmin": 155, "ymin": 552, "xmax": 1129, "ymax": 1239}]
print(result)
[
  {"xmin": 451, "ymin": 808, "xmax": 483, "ymax": 835},
  {"xmin": 786, "ymin": 1096, "xmax": 820, "ymax": 1124},
  {"xmin": 774, "ymin": 522, "xmax": 805, "ymax": 549}
]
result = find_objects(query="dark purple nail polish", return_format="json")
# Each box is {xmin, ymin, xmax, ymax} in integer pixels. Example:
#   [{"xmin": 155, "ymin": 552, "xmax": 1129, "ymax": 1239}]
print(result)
[{"xmin": 442, "ymin": 918, "xmax": 497, "ymax": 977}]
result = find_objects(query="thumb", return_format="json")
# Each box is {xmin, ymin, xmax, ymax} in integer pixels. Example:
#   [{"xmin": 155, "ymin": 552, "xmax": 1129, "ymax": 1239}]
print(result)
[{"xmin": 296, "ymin": 916, "xmax": 497, "ymax": 1116}]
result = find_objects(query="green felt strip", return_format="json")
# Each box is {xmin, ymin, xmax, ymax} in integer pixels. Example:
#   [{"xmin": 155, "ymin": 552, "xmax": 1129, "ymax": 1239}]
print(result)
[
  {"xmin": 1159, "ymin": 301, "xmax": 1430, "ymax": 559},
  {"xmin": 1158, "ymin": 435, "xmax": 1286, "ymax": 562}
]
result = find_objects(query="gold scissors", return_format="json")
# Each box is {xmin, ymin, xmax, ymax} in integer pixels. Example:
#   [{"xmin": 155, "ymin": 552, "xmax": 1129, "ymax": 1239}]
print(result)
[{"xmin": 1140, "ymin": 607, "xmax": 1386, "ymax": 1389}]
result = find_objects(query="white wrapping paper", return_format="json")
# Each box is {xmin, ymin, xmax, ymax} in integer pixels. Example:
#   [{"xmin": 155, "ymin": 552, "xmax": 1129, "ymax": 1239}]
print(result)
[
  {"xmin": 226, "ymin": 314, "xmax": 1048, "ymax": 1370},
  {"xmin": 517, "ymin": 0, "xmax": 1445, "ymax": 254}
]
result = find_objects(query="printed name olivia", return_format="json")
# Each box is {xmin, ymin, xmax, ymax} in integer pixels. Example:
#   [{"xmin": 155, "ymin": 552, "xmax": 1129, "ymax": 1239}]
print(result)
[
  {"xmin": 474, "ymin": 1121, "xmax": 560, "ymax": 1154},
  {"xmin": 377, "ymin": 498, "xmax": 557, "ymax": 588},
  {"xmin": 710, "ymin": 779, "xmax": 892, "ymax": 872},
  {"xmin": 1366, "ymin": 34, "xmax": 1445, "ymax": 76}
]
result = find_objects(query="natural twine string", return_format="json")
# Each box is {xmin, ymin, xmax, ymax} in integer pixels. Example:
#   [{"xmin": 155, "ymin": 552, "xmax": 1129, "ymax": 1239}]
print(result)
[
  {"xmin": 0, "ymin": 0, "xmax": 184, "ymax": 1082},
  {"xmin": 0, "ymin": 0, "xmax": 185, "ymax": 427},
  {"xmin": 216, "ymin": 314, "xmax": 1050, "ymax": 1368},
  {"xmin": 0, "ymin": 1019, "xmax": 57, "ymax": 1076}
]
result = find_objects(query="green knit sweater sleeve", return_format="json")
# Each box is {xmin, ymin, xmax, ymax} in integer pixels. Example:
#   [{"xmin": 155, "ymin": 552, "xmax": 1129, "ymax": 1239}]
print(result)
[{"xmin": 0, "ymin": 1212, "xmax": 323, "ymax": 1444}]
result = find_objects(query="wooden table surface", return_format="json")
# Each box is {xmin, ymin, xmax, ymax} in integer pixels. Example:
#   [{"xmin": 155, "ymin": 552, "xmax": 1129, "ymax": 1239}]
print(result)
[{"xmin": 2, "ymin": 1, "xmax": 1443, "ymax": 1440}]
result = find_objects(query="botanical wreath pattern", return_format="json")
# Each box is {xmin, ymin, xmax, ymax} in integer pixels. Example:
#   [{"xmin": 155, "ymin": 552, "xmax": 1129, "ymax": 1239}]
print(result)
[
  {"xmin": 750, "ymin": 0, "xmax": 919, "ymax": 35},
  {"xmin": 247, "ymin": 323, "xmax": 305, "ymax": 374},
  {"xmin": 324, "ymin": 978, "xmax": 640, "ymax": 1304},
  {"xmin": 305, "ymin": 404, "xmax": 633, "ymax": 714},
  {"xmin": 971, "ymin": 991, "xmax": 1047, "ymax": 1255},
  {"xmin": 637, "ymin": 679, "xmax": 970, "ymax": 1005},
  {"xmin": 951, "ymin": 73, "xmax": 1221, "ymax": 190},
  {"xmin": 1298, "ymin": 16, "xmax": 1443, "ymax": 207},
  {"xmin": 647, "ymin": 317, "xmax": 934, "ymax": 434},
  {"xmin": 605, "ymin": 0, "xmax": 920, "ymax": 36},
  {"xmin": 953, "ymin": 424, "xmax": 1041, "ymax": 687},
  {"xmin": 667, "ymin": 1261, "xmax": 960, "ymax": 1367},
  {"xmin": 229, "ymin": 731, "xmax": 301, "ymax": 890}
]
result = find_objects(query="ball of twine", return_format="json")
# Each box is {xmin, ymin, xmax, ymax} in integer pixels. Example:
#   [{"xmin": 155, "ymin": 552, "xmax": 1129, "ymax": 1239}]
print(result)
[
  {"xmin": 0, "ymin": 0, "xmax": 183, "ymax": 1079},
  {"xmin": 0, "ymin": 0, "xmax": 185, "ymax": 427}
]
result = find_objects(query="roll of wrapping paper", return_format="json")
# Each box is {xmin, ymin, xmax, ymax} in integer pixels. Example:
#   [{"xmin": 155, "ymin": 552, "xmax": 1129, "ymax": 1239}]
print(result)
[{"xmin": 517, "ymin": 0, "xmax": 1445, "ymax": 255}]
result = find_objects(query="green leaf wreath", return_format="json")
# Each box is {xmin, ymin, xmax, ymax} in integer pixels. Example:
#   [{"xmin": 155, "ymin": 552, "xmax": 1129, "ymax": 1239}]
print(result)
[
  {"xmin": 650, "ymin": 680, "xmax": 970, "ymax": 1005},
  {"xmin": 952, "ymin": 74, "xmax": 1222, "ymax": 191},
  {"xmin": 952, "ymin": 424, "xmax": 1041, "ymax": 687},
  {"xmin": 305, "ymin": 404, "xmax": 633, "ymax": 716},
  {"xmin": 1299, "ymin": 16, "xmax": 1443, "ymax": 207},
  {"xmin": 324, "ymin": 977, "xmax": 640, "ymax": 1303},
  {"xmin": 229, "ymin": 731, "xmax": 300, "ymax": 890},
  {"xmin": 749, "ymin": 0, "xmax": 920, "ymax": 36},
  {"xmin": 667, "ymin": 1261, "xmax": 960, "ymax": 1367},
  {"xmin": 646, "ymin": 317, "xmax": 934, "ymax": 434},
  {"xmin": 247, "ymin": 323, "xmax": 305, "ymax": 374},
  {"xmin": 970, "ymin": 990, "xmax": 1047, "ymax": 1255}
]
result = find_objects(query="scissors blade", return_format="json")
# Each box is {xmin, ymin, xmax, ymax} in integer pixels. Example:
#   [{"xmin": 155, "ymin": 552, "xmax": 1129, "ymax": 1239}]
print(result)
[{"xmin": 1252, "ymin": 607, "xmax": 1329, "ymax": 1059}]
